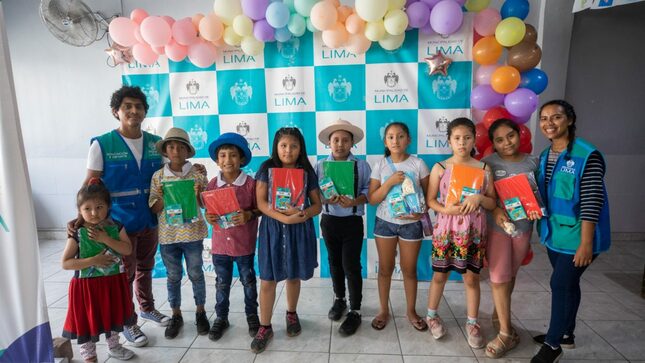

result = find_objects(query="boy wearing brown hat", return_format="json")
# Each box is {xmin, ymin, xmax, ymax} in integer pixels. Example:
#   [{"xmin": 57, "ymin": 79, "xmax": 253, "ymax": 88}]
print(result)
[
  {"xmin": 149, "ymin": 127, "xmax": 210, "ymax": 339},
  {"xmin": 315, "ymin": 119, "xmax": 371, "ymax": 336}
]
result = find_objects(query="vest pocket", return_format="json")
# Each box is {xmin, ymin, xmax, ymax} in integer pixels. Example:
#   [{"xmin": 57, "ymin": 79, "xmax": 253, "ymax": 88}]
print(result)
[
  {"xmin": 550, "ymin": 213, "xmax": 580, "ymax": 251},
  {"xmin": 553, "ymin": 172, "xmax": 575, "ymax": 200}
]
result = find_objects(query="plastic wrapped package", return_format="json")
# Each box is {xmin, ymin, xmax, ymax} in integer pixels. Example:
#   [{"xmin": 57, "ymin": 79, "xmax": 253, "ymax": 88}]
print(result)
[
  {"xmin": 162, "ymin": 179, "xmax": 199, "ymax": 225},
  {"xmin": 201, "ymin": 188, "xmax": 241, "ymax": 230},
  {"xmin": 269, "ymin": 168, "xmax": 307, "ymax": 211},
  {"xmin": 320, "ymin": 176, "xmax": 340, "ymax": 200},
  {"xmin": 322, "ymin": 161, "xmax": 355, "ymax": 196},
  {"xmin": 494, "ymin": 172, "xmax": 545, "ymax": 221},
  {"xmin": 445, "ymin": 164, "xmax": 486, "ymax": 206},
  {"xmin": 78, "ymin": 225, "xmax": 122, "ymax": 278}
]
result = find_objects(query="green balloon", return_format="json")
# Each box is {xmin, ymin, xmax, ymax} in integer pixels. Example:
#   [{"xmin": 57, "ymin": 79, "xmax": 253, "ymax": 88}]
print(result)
[
  {"xmin": 306, "ymin": 16, "xmax": 317, "ymax": 33},
  {"xmin": 283, "ymin": 0, "xmax": 296, "ymax": 13},
  {"xmin": 288, "ymin": 13, "xmax": 306, "ymax": 37},
  {"xmin": 294, "ymin": 0, "xmax": 317, "ymax": 17}
]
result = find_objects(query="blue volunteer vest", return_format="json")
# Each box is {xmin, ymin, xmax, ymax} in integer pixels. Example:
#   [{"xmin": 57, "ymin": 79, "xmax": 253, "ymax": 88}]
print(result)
[
  {"xmin": 537, "ymin": 138, "xmax": 611, "ymax": 255},
  {"xmin": 92, "ymin": 130, "xmax": 162, "ymax": 233}
]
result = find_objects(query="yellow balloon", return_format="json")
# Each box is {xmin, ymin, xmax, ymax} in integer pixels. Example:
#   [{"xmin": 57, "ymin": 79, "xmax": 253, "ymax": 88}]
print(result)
[
  {"xmin": 223, "ymin": 26, "xmax": 243, "ymax": 46},
  {"xmin": 241, "ymin": 36, "xmax": 264, "ymax": 56},
  {"xmin": 232, "ymin": 14, "xmax": 253, "ymax": 37},
  {"xmin": 495, "ymin": 17, "xmax": 526, "ymax": 47},
  {"xmin": 379, "ymin": 32, "xmax": 405, "ymax": 51},
  {"xmin": 213, "ymin": 0, "xmax": 242, "ymax": 25},
  {"xmin": 364, "ymin": 20, "xmax": 386, "ymax": 41},
  {"xmin": 465, "ymin": 0, "xmax": 491, "ymax": 12},
  {"xmin": 383, "ymin": 9, "xmax": 408, "ymax": 36},
  {"xmin": 388, "ymin": 0, "xmax": 406, "ymax": 11}
]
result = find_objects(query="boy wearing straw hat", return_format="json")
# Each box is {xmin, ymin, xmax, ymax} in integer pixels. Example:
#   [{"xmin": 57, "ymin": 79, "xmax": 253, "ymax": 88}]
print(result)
[{"xmin": 316, "ymin": 119, "xmax": 371, "ymax": 336}]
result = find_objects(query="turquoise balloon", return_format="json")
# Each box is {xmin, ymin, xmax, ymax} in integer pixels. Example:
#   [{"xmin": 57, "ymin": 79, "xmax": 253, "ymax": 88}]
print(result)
[
  {"xmin": 294, "ymin": 0, "xmax": 317, "ymax": 17},
  {"xmin": 266, "ymin": 2, "xmax": 290, "ymax": 28},
  {"xmin": 306, "ymin": 16, "xmax": 317, "ymax": 32},
  {"xmin": 283, "ymin": 0, "xmax": 296, "ymax": 13},
  {"xmin": 275, "ymin": 26, "xmax": 293, "ymax": 42},
  {"xmin": 288, "ymin": 13, "xmax": 306, "ymax": 37}
]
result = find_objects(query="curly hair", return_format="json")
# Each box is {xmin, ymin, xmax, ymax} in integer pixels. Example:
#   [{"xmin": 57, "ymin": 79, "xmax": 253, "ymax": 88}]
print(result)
[{"xmin": 110, "ymin": 85, "xmax": 149, "ymax": 116}]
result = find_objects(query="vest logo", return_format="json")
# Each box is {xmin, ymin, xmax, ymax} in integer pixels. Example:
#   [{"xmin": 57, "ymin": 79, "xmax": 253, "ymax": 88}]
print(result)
[
  {"xmin": 230, "ymin": 79, "xmax": 253, "ymax": 106},
  {"xmin": 188, "ymin": 125, "xmax": 208, "ymax": 151},
  {"xmin": 186, "ymin": 79, "xmax": 199, "ymax": 95},
  {"xmin": 223, "ymin": 54, "xmax": 257, "ymax": 64},
  {"xmin": 282, "ymin": 75, "xmax": 296, "ymax": 91},
  {"xmin": 322, "ymin": 48, "xmax": 357, "ymax": 60},
  {"xmin": 560, "ymin": 159, "xmax": 576, "ymax": 174},
  {"xmin": 432, "ymin": 76, "xmax": 457, "ymax": 101},
  {"xmin": 106, "ymin": 151, "xmax": 130, "ymax": 161},
  {"xmin": 328, "ymin": 76, "xmax": 352, "ymax": 103},
  {"xmin": 277, "ymin": 38, "xmax": 300, "ymax": 63},
  {"xmin": 384, "ymin": 71, "xmax": 399, "ymax": 88},
  {"xmin": 236, "ymin": 121, "xmax": 250, "ymax": 136},
  {"xmin": 141, "ymin": 85, "xmax": 160, "ymax": 109},
  {"xmin": 435, "ymin": 117, "xmax": 449, "ymax": 133}
]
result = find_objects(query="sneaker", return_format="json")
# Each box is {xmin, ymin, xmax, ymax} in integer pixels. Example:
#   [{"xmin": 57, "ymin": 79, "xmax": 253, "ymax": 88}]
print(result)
[
  {"xmin": 466, "ymin": 322, "xmax": 485, "ymax": 349},
  {"xmin": 107, "ymin": 345, "xmax": 135, "ymax": 360},
  {"xmin": 533, "ymin": 334, "xmax": 575, "ymax": 349},
  {"xmin": 208, "ymin": 317, "xmax": 230, "ymax": 341},
  {"xmin": 122, "ymin": 324, "xmax": 148, "ymax": 347},
  {"xmin": 531, "ymin": 344, "xmax": 563, "ymax": 363},
  {"xmin": 426, "ymin": 315, "xmax": 446, "ymax": 340},
  {"xmin": 339, "ymin": 311, "xmax": 361, "ymax": 336},
  {"xmin": 328, "ymin": 298, "xmax": 347, "ymax": 321},
  {"xmin": 140, "ymin": 310, "xmax": 170, "ymax": 327},
  {"xmin": 286, "ymin": 311, "xmax": 302, "ymax": 337},
  {"xmin": 247, "ymin": 314, "xmax": 261, "ymax": 337},
  {"xmin": 195, "ymin": 311, "xmax": 210, "ymax": 335},
  {"xmin": 251, "ymin": 325, "xmax": 274, "ymax": 354},
  {"xmin": 164, "ymin": 315, "xmax": 184, "ymax": 339}
]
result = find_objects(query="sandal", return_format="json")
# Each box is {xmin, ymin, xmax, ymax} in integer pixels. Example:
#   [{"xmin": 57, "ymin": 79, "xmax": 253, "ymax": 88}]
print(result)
[
  {"xmin": 408, "ymin": 317, "xmax": 428, "ymax": 331},
  {"xmin": 371, "ymin": 316, "xmax": 388, "ymax": 330},
  {"xmin": 485, "ymin": 330, "xmax": 520, "ymax": 359}
]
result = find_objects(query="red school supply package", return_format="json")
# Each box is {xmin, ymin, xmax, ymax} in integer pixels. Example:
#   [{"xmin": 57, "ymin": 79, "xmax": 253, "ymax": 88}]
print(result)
[
  {"xmin": 494, "ymin": 173, "xmax": 545, "ymax": 221},
  {"xmin": 201, "ymin": 188, "xmax": 240, "ymax": 230},
  {"xmin": 269, "ymin": 168, "xmax": 307, "ymax": 211},
  {"xmin": 445, "ymin": 164, "xmax": 486, "ymax": 206}
]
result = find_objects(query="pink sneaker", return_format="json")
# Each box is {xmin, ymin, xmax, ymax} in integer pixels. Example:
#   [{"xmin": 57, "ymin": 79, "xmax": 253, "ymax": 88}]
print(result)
[
  {"xmin": 466, "ymin": 322, "xmax": 484, "ymax": 349},
  {"xmin": 426, "ymin": 315, "xmax": 446, "ymax": 339}
]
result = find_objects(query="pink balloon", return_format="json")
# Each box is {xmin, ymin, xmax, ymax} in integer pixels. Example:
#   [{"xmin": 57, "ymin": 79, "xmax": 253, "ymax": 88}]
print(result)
[
  {"xmin": 130, "ymin": 8, "xmax": 148, "ymax": 24},
  {"xmin": 322, "ymin": 22, "xmax": 348, "ymax": 48},
  {"xmin": 140, "ymin": 16, "xmax": 172, "ymax": 47},
  {"xmin": 132, "ymin": 43, "xmax": 158, "ymax": 65},
  {"xmin": 152, "ymin": 46, "xmax": 165, "ymax": 55},
  {"xmin": 474, "ymin": 8, "xmax": 501, "ymax": 36},
  {"xmin": 310, "ymin": 1, "xmax": 338, "ymax": 31},
  {"xmin": 165, "ymin": 40, "xmax": 188, "ymax": 62},
  {"xmin": 172, "ymin": 17, "xmax": 198, "ymax": 46},
  {"xmin": 162, "ymin": 16, "xmax": 175, "ymax": 27},
  {"xmin": 134, "ymin": 26, "xmax": 145, "ymax": 44},
  {"xmin": 345, "ymin": 14, "xmax": 365, "ymax": 35},
  {"xmin": 188, "ymin": 41, "xmax": 217, "ymax": 68},
  {"xmin": 108, "ymin": 17, "xmax": 138, "ymax": 46},
  {"xmin": 475, "ymin": 64, "xmax": 499, "ymax": 85}
]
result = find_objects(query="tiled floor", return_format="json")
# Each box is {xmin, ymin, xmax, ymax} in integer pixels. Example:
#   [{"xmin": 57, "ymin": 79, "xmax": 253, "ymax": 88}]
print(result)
[{"xmin": 39, "ymin": 239, "xmax": 645, "ymax": 363}]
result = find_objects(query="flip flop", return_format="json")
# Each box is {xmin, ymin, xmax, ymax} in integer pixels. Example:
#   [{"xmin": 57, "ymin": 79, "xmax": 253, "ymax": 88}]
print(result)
[
  {"xmin": 409, "ymin": 317, "xmax": 428, "ymax": 331},
  {"xmin": 371, "ymin": 317, "xmax": 387, "ymax": 330}
]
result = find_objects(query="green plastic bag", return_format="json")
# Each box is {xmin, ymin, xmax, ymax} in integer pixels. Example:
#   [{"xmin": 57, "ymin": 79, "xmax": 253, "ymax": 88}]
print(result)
[
  {"xmin": 78, "ymin": 225, "xmax": 122, "ymax": 278},
  {"xmin": 323, "ymin": 161, "xmax": 354, "ymax": 197},
  {"xmin": 162, "ymin": 179, "xmax": 198, "ymax": 224}
]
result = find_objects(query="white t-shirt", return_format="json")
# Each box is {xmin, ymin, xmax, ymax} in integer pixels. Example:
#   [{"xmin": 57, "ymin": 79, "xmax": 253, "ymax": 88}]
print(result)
[
  {"xmin": 370, "ymin": 155, "xmax": 430, "ymax": 225},
  {"xmin": 87, "ymin": 135, "xmax": 144, "ymax": 171}
]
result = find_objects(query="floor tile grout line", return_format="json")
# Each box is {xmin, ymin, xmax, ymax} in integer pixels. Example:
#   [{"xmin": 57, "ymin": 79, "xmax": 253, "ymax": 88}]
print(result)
[{"xmin": 581, "ymin": 319, "xmax": 631, "ymax": 362}]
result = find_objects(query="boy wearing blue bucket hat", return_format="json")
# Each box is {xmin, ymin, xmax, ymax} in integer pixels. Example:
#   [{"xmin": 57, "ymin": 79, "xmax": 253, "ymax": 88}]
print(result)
[{"xmin": 204, "ymin": 132, "xmax": 261, "ymax": 341}]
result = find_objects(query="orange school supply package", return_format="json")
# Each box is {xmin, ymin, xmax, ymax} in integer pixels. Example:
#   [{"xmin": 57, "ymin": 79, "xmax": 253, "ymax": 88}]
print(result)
[{"xmin": 445, "ymin": 164, "xmax": 486, "ymax": 206}]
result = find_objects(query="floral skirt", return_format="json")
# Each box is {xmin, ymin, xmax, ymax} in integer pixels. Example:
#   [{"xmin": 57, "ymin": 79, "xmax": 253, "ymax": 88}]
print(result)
[{"xmin": 431, "ymin": 217, "xmax": 486, "ymax": 274}]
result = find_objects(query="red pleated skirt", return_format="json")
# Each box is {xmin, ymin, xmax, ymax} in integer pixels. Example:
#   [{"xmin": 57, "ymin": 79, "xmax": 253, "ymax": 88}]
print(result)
[{"xmin": 62, "ymin": 273, "xmax": 135, "ymax": 344}]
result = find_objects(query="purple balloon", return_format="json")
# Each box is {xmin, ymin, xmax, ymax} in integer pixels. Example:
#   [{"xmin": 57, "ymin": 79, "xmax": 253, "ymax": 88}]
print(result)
[
  {"xmin": 420, "ymin": 0, "xmax": 442, "ymax": 8},
  {"xmin": 430, "ymin": 0, "xmax": 464, "ymax": 35},
  {"xmin": 504, "ymin": 88, "xmax": 538, "ymax": 117},
  {"xmin": 419, "ymin": 21, "xmax": 436, "ymax": 35},
  {"xmin": 512, "ymin": 113, "xmax": 531, "ymax": 125},
  {"xmin": 471, "ymin": 85, "xmax": 505, "ymax": 110},
  {"xmin": 242, "ymin": 0, "xmax": 270, "ymax": 21},
  {"xmin": 407, "ymin": 2, "xmax": 430, "ymax": 28},
  {"xmin": 406, "ymin": 0, "xmax": 420, "ymax": 5},
  {"xmin": 253, "ymin": 19, "xmax": 275, "ymax": 42}
]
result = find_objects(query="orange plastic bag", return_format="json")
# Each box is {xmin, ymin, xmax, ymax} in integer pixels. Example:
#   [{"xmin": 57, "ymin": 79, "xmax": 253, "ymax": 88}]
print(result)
[
  {"xmin": 445, "ymin": 164, "xmax": 486, "ymax": 206},
  {"xmin": 201, "ymin": 188, "xmax": 240, "ymax": 230}
]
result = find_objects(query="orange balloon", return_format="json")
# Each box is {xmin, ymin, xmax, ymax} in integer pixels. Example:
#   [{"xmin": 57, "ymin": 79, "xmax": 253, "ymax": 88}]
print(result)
[
  {"xmin": 490, "ymin": 65, "xmax": 521, "ymax": 94},
  {"xmin": 192, "ymin": 13, "xmax": 204, "ymax": 30},
  {"xmin": 473, "ymin": 36, "xmax": 503, "ymax": 65}
]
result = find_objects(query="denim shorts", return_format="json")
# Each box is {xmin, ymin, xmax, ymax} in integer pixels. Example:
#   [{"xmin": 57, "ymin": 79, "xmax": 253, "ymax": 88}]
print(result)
[{"xmin": 373, "ymin": 217, "xmax": 423, "ymax": 241}]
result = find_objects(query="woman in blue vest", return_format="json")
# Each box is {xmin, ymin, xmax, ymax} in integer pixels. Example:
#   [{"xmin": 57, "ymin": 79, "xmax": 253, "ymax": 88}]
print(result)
[{"xmin": 530, "ymin": 100, "xmax": 611, "ymax": 363}]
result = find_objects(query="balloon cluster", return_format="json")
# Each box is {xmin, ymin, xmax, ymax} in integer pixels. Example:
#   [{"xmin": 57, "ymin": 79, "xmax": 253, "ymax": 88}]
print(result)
[{"xmin": 468, "ymin": 0, "xmax": 548, "ymax": 159}]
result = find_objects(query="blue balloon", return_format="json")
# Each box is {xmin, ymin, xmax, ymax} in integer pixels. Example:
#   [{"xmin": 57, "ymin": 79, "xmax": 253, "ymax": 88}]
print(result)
[
  {"xmin": 274, "ymin": 26, "xmax": 292, "ymax": 42},
  {"xmin": 520, "ymin": 68, "xmax": 548, "ymax": 95},
  {"xmin": 265, "ymin": 2, "xmax": 290, "ymax": 28},
  {"xmin": 501, "ymin": 0, "xmax": 530, "ymax": 20}
]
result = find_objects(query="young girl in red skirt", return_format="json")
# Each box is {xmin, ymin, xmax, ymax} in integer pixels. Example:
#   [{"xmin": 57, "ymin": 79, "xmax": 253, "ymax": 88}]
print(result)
[{"xmin": 62, "ymin": 178, "xmax": 136, "ymax": 362}]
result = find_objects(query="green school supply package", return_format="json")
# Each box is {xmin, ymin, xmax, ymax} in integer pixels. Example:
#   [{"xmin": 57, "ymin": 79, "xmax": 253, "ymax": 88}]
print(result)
[
  {"xmin": 78, "ymin": 225, "xmax": 122, "ymax": 278},
  {"xmin": 322, "ymin": 161, "xmax": 354, "ymax": 196},
  {"xmin": 162, "ymin": 179, "xmax": 198, "ymax": 225}
]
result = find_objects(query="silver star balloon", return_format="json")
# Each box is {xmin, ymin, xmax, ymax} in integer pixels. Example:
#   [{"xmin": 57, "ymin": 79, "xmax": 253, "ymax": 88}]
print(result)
[
  {"xmin": 425, "ymin": 52, "xmax": 453, "ymax": 76},
  {"xmin": 105, "ymin": 43, "xmax": 133, "ymax": 66}
]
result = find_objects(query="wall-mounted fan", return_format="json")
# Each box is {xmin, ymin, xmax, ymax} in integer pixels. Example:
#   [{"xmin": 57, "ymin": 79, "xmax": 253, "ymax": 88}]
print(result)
[{"xmin": 39, "ymin": 0, "xmax": 112, "ymax": 47}]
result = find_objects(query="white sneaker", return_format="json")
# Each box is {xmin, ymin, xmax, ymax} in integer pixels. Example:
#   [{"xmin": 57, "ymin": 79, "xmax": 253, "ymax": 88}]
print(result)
[
  {"xmin": 107, "ymin": 345, "xmax": 135, "ymax": 360},
  {"xmin": 466, "ymin": 322, "xmax": 485, "ymax": 349},
  {"xmin": 426, "ymin": 315, "xmax": 446, "ymax": 339}
]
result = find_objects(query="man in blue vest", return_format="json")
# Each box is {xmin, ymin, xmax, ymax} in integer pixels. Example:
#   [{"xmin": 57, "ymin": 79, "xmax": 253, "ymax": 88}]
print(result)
[{"xmin": 83, "ymin": 86, "xmax": 168, "ymax": 347}]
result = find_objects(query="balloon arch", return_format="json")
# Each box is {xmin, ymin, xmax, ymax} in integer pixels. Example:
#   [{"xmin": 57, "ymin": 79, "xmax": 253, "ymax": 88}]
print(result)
[{"xmin": 108, "ymin": 0, "xmax": 548, "ymax": 156}]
